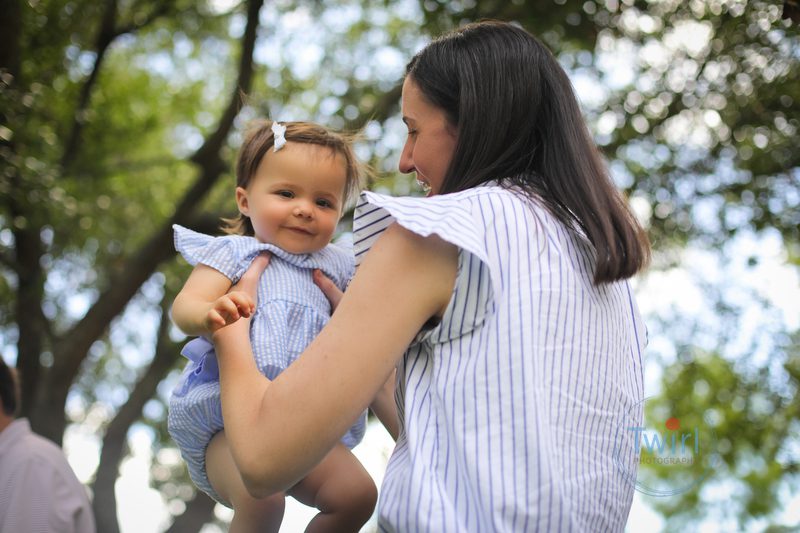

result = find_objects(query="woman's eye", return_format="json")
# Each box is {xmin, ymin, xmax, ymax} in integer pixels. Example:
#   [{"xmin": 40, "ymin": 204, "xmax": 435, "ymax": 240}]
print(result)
[{"xmin": 277, "ymin": 190, "xmax": 294, "ymax": 198}]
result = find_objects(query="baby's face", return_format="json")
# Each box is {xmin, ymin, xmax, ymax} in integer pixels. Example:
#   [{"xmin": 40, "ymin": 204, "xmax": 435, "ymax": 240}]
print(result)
[{"xmin": 236, "ymin": 143, "xmax": 346, "ymax": 254}]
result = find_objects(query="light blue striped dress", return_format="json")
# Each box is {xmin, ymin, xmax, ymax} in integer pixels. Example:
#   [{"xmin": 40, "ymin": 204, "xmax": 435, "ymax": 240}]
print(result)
[
  {"xmin": 167, "ymin": 224, "xmax": 365, "ymax": 504},
  {"xmin": 352, "ymin": 183, "xmax": 647, "ymax": 532}
]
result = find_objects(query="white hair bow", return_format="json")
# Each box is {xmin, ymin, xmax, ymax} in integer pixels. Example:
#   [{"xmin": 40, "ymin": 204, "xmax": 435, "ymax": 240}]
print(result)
[{"xmin": 271, "ymin": 121, "xmax": 287, "ymax": 152}]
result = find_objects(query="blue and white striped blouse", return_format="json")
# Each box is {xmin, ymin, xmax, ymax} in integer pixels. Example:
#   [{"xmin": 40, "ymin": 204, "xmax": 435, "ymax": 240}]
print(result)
[{"xmin": 352, "ymin": 184, "xmax": 646, "ymax": 532}]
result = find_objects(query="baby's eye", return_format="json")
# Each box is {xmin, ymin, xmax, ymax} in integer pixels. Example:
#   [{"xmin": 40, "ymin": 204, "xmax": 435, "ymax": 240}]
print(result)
[
  {"xmin": 316, "ymin": 198, "xmax": 334, "ymax": 209},
  {"xmin": 276, "ymin": 190, "xmax": 294, "ymax": 198}
]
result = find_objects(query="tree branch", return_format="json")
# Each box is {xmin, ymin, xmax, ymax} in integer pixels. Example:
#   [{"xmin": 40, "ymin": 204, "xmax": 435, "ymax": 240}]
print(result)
[
  {"xmin": 164, "ymin": 492, "xmax": 217, "ymax": 533},
  {"xmin": 114, "ymin": 0, "xmax": 173, "ymax": 36},
  {"xmin": 0, "ymin": 0, "xmax": 47, "ymax": 422},
  {"xmin": 61, "ymin": 0, "xmax": 175, "ymax": 169},
  {"xmin": 190, "ymin": 0, "xmax": 262, "ymax": 167},
  {"xmin": 92, "ymin": 292, "xmax": 182, "ymax": 533},
  {"xmin": 344, "ymin": 82, "xmax": 402, "ymax": 132},
  {"xmin": 60, "ymin": 0, "xmax": 118, "ymax": 169},
  {"xmin": 0, "ymin": 248, "xmax": 14, "ymax": 269},
  {"xmin": 0, "ymin": 0, "xmax": 23, "ymax": 77},
  {"xmin": 37, "ymin": 0, "xmax": 265, "ymax": 443}
]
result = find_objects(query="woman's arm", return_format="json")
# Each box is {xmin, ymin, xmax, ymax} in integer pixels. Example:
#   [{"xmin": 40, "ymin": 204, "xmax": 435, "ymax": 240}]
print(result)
[
  {"xmin": 172, "ymin": 264, "xmax": 256, "ymax": 336},
  {"xmin": 214, "ymin": 223, "xmax": 458, "ymax": 497},
  {"xmin": 370, "ymin": 370, "xmax": 399, "ymax": 441},
  {"xmin": 313, "ymin": 267, "xmax": 399, "ymax": 441}
]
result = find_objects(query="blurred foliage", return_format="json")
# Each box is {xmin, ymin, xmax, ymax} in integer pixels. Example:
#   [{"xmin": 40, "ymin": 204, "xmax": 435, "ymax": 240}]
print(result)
[
  {"xmin": 419, "ymin": 0, "xmax": 800, "ymax": 257},
  {"xmin": 1, "ymin": 0, "xmax": 798, "ymax": 530},
  {"xmin": 641, "ymin": 340, "xmax": 799, "ymax": 531}
]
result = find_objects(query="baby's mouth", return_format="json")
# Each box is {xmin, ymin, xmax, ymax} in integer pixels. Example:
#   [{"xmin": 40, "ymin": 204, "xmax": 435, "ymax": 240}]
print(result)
[{"xmin": 286, "ymin": 226, "xmax": 313, "ymax": 235}]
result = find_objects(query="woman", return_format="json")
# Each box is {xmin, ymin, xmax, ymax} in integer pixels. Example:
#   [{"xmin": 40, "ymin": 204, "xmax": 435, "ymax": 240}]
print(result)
[{"xmin": 213, "ymin": 20, "xmax": 649, "ymax": 532}]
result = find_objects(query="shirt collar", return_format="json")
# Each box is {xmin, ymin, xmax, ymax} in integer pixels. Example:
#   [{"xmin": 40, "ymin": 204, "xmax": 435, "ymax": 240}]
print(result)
[{"xmin": 0, "ymin": 418, "xmax": 32, "ymax": 456}]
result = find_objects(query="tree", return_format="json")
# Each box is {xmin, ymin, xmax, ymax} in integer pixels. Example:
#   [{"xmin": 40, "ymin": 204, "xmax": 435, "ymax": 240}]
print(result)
[
  {"xmin": 1, "ymin": 0, "xmax": 797, "ymax": 531},
  {"xmin": 1, "ymin": 0, "xmax": 415, "ymax": 529},
  {"xmin": 2, "ymin": 0, "xmax": 266, "ymax": 529}
]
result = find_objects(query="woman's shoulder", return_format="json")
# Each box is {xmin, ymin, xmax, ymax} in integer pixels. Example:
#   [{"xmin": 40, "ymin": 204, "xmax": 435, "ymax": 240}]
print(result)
[
  {"xmin": 361, "ymin": 181, "xmax": 543, "ymax": 216},
  {"xmin": 352, "ymin": 185, "xmax": 520, "ymax": 290},
  {"xmin": 360, "ymin": 180, "xmax": 508, "ymax": 203}
]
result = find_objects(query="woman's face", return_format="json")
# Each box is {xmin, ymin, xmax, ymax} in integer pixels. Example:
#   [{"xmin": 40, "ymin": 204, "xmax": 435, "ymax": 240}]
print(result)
[{"xmin": 399, "ymin": 76, "xmax": 458, "ymax": 196}]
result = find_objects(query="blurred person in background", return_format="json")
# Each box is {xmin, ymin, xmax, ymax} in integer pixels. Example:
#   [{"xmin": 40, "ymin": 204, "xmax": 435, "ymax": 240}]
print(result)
[{"xmin": 0, "ymin": 356, "xmax": 96, "ymax": 533}]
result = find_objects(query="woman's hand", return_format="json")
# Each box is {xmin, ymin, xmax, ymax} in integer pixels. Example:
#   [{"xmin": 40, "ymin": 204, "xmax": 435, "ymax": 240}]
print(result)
[
  {"xmin": 238, "ymin": 253, "xmax": 270, "ymax": 300},
  {"xmin": 313, "ymin": 269, "xmax": 343, "ymax": 311}
]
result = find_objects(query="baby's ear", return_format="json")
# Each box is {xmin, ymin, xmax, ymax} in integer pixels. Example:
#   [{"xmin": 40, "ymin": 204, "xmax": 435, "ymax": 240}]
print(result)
[{"xmin": 235, "ymin": 187, "xmax": 249, "ymax": 215}]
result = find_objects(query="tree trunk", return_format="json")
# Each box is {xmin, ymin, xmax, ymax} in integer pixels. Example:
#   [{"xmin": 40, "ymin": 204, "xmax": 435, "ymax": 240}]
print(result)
[
  {"xmin": 0, "ymin": 0, "xmax": 22, "ymax": 76},
  {"xmin": 31, "ymin": 0, "xmax": 264, "ymax": 444},
  {"xmin": 164, "ymin": 492, "xmax": 217, "ymax": 533},
  {"xmin": 92, "ymin": 295, "xmax": 182, "ymax": 533},
  {"xmin": 0, "ymin": 0, "xmax": 50, "ymax": 428}
]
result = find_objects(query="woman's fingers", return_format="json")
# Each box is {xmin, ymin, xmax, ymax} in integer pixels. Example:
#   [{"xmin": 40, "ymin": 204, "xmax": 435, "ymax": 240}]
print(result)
[
  {"xmin": 313, "ymin": 269, "xmax": 344, "ymax": 311},
  {"xmin": 233, "ymin": 253, "xmax": 270, "ymax": 301}
]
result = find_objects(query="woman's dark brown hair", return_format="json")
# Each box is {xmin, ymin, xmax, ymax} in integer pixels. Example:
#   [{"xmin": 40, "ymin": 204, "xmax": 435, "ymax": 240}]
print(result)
[
  {"xmin": 224, "ymin": 120, "xmax": 363, "ymax": 236},
  {"xmin": 406, "ymin": 21, "xmax": 650, "ymax": 283}
]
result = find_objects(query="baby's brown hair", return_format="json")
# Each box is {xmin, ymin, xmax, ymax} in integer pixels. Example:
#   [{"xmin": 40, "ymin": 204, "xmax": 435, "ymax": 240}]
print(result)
[{"xmin": 224, "ymin": 120, "xmax": 363, "ymax": 236}]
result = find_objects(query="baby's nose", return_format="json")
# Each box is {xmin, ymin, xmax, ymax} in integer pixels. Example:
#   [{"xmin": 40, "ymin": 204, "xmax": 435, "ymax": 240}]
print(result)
[{"xmin": 293, "ymin": 203, "xmax": 312, "ymax": 218}]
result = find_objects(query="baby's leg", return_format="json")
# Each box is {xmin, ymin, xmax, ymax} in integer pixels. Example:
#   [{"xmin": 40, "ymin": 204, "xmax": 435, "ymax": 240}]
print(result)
[
  {"xmin": 287, "ymin": 443, "xmax": 377, "ymax": 533},
  {"xmin": 206, "ymin": 431, "xmax": 286, "ymax": 533}
]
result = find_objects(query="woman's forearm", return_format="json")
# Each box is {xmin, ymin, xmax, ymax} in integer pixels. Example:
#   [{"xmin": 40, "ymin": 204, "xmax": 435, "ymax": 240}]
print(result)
[
  {"xmin": 370, "ymin": 370, "xmax": 399, "ymax": 441},
  {"xmin": 214, "ymin": 226, "xmax": 457, "ymax": 497},
  {"xmin": 213, "ymin": 320, "xmax": 278, "ymax": 495},
  {"xmin": 214, "ymin": 315, "xmax": 397, "ymax": 497}
]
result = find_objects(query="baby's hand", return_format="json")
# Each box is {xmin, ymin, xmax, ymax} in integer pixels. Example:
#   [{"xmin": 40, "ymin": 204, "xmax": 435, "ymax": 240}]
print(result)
[{"xmin": 205, "ymin": 291, "xmax": 255, "ymax": 331}]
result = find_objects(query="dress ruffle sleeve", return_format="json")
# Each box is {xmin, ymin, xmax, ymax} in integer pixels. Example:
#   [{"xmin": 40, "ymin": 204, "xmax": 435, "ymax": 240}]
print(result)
[
  {"xmin": 173, "ymin": 224, "xmax": 353, "ymax": 286},
  {"xmin": 173, "ymin": 224, "xmax": 251, "ymax": 281},
  {"xmin": 352, "ymin": 189, "xmax": 506, "ymax": 344}
]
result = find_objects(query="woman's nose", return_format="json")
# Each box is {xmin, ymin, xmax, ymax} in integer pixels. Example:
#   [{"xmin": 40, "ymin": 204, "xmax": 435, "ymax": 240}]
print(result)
[{"xmin": 398, "ymin": 139, "xmax": 414, "ymax": 174}]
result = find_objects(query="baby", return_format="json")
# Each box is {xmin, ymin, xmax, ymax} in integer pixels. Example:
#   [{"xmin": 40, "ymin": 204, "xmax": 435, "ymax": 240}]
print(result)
[{"xmin": 168, "ymin": 120, "xmax": 378, "ymax": 532}]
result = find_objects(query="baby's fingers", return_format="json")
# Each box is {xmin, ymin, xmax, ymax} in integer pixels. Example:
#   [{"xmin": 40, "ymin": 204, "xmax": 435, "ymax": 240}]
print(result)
[
  {"xmin": 215, "ymin": 297, "xmax": 244, "ymax": 323},
  {"xmin": 206, "ymin": 309, "xmax": 229, "ymax": 330},
  {"xmin": 227, "ymin": 291, "xmax": 256, "ymax": 318}
]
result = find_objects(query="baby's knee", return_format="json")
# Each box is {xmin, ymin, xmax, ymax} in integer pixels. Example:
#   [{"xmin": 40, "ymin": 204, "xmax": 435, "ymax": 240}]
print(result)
[
  {"xmin": 337, "ymin": 471, "xmax": 378, "ymax": 520},
  {"xmin": 234, "ymin": 490, "xmax": 286, "ymax": 523}
]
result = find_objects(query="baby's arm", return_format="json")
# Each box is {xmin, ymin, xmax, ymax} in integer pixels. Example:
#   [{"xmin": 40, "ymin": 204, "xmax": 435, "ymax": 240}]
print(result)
[{"xmin": 172, "ymin": 263, "xmax": 256, "ymax": 336}]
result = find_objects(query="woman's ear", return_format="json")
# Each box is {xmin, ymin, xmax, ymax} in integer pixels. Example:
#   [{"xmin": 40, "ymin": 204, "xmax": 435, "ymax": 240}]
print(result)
[{"xmin": 235, "ymin": 187, "xmax": 249, "ymax": 215}]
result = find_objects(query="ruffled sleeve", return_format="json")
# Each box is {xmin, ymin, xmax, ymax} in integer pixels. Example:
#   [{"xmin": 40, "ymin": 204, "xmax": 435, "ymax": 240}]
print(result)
[
  {"xmin": 352, "ymin": 189, "xmax": 503, "ymax": 344},
  {"xmin": 173, "ymin": 224, "xmax": 256, "ymax": 281}
]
